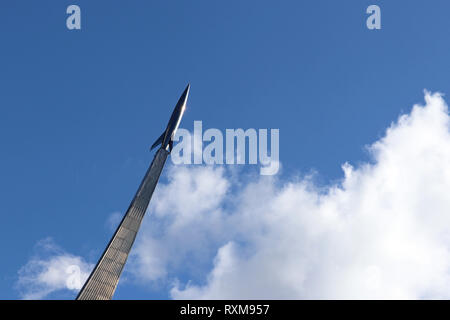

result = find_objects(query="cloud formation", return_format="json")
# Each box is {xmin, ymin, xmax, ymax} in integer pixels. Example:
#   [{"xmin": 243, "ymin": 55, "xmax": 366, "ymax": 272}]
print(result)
[
  {"xmin": 17, "ymin": 238, "xmax": 92, "ymax": 299},
  {"xmin": 18, "ymin": 92, "xmax": 450, "ymax": 299},
  {"xmin": 130, "ymin": 92, "xmax": 450, "ymax": 299}
]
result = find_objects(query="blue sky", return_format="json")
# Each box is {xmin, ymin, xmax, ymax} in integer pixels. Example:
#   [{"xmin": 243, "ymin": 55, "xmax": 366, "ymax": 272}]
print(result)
[{"xmin": 2, "ymin": 1, "xmax": 450, "ymax": 299}]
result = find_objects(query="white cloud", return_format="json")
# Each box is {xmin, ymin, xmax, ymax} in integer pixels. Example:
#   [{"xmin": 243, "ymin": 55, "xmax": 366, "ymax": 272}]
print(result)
[
  {"xmin": 20, "ymin": 92, "xmax": 450, "ymax": 299},
  {"xmin": 17, "ymin": 238, "xmax": 92, "ymax": 299},
  {"xmin": 130, "ymin": 91, "xmax": 450, "ymax": 299},
  {"xmin": 129, "ymin": 166, "xmax": 229, "ymax": 283}
]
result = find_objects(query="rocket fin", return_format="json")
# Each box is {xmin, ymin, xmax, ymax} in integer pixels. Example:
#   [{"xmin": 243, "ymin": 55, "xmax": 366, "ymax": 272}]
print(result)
[{"xmin": 150, "ymin": 132, "xmax": 164, "ymax": 150}]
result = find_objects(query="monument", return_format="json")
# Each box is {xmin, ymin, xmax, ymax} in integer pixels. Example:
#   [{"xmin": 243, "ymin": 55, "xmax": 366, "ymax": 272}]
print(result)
[{"xmin": 76, "ymin": 84, "xmax": 190, "ymax": 300}]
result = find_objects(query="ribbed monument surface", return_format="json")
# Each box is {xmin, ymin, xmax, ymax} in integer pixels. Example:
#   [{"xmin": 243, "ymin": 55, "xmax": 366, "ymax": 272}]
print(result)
[{"xmin": 76, "ymin": 149, "xmax": 169, "ymax": 300}]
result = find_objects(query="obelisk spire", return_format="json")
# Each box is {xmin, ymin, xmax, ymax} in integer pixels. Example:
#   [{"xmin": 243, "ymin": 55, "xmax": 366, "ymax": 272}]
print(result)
[{"xmin": 76, "ymin": 85, "xmax": 190, "ymax": 300}]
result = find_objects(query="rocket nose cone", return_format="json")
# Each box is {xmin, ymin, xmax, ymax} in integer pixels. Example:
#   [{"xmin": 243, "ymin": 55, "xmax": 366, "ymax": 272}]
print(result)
[
  {"xmin": 182, "ymin": 83, "xmax": 190, "ymax": 101},
  {"xmin": 176, "ymin": 83, "xmax": 190, "ymax": 108}
]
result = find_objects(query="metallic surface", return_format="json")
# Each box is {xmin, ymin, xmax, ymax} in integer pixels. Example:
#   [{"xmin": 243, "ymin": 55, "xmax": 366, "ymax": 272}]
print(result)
[
  {"xmin": 76, "ymin": 84, "xmax": 190, "ymax": 300},
  {"xmin": 76, "ymin": 148, "xmax": 169, "ymax": 300},
  {"xmin": 151, "ymin": 84, "xmax": 190, "ymax": 152}
]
